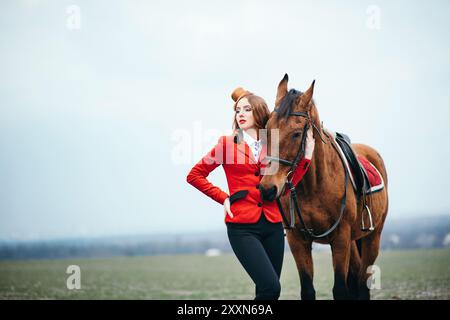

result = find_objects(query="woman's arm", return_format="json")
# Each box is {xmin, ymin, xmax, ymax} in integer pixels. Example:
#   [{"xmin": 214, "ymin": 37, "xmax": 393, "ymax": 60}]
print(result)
[
  {"xmin": 283, "ymin": 128, "xmax": 315, "ymax": 194},
  {"xmin": 304, "ymin": 127, "xmax": 315, "ymax": 160},
  {"xmin": 186, "ymin": 136, "xmax": 229, "ymax": 205}
]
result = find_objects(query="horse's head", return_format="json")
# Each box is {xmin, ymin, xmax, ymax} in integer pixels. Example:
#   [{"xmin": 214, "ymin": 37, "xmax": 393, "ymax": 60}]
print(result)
[{"xmin": 259, "ymin": 74, "xmax": 320, "ymax": 201}]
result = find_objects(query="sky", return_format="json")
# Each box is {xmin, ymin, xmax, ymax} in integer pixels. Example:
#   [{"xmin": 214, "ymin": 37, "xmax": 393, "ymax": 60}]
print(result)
[{"xmin": 0, "ymin": 0, "xmax": 449, "ymax": 240}]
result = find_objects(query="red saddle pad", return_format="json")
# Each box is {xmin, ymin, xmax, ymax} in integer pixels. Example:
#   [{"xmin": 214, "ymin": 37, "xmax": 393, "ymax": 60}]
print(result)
[{"xmin": 357, "ymin": 155, "xmax": 383, "ymax": 190}]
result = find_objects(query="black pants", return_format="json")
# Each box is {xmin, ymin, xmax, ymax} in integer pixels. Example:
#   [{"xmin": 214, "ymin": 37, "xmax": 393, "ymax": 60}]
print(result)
[{"xmin": 226, "ymin": 213, "xmax": 285, "ymax": 300}]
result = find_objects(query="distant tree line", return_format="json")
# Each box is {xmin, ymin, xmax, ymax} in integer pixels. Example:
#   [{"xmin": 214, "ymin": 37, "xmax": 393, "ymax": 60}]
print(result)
[{"xmin": 0, "ymin": 215, "xmax": 449, "ymax": 260}]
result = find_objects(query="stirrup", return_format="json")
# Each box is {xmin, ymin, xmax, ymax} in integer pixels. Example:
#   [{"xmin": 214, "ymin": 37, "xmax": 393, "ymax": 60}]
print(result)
[{"xmin": 361, "ymin": 205, "xmax": 374, "ymax": 232}]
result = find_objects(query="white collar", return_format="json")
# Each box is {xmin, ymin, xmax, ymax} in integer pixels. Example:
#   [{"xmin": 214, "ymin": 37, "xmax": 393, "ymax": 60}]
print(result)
[{"xmin": 242, "ymin": 130, "xmax": 260, "ymax": 146}]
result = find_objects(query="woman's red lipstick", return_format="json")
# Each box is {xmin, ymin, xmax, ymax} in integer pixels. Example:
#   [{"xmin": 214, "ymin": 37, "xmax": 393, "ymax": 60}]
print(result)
[{"xmin": 239, "ymin": 120, "xmax": 246, "ymax": 124}]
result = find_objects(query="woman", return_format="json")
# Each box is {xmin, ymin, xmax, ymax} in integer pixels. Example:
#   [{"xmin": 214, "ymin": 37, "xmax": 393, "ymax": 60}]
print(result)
[{"xmin": 186, "ymin": 87, "xmax": 315, "ymax": 300}]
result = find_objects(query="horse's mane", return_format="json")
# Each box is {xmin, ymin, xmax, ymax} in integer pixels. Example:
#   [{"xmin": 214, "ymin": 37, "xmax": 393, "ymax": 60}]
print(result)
[{"xmin": 276, "ymin": 89, "xmax": 303, "ymax": 120}]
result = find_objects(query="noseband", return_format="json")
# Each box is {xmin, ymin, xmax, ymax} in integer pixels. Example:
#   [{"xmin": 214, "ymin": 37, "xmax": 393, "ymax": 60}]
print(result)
[{"xmin": 263, "ymin": 89, "xmax": 348, "ymax": 239}]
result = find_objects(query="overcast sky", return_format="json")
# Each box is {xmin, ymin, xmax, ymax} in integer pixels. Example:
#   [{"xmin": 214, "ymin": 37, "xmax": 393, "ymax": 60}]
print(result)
[{"xmin": 1, "ymin": 0, "xmax": 449, "ymax": 240}]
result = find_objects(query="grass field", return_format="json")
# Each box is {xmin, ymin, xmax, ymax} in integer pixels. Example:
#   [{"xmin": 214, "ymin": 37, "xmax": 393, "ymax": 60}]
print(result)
[{"xmin": 0, "ymin": 248, "xmax": 449, "ymax": 300}]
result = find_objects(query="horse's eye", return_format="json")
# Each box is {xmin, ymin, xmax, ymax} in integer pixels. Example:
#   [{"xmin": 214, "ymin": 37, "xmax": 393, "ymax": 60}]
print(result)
[{"xmin": 292, "ymin": 131, "xmax": 302, "ymax": 139}]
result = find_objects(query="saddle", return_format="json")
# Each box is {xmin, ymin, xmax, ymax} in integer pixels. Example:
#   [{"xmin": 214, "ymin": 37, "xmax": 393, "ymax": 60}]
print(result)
[
  {"xmin": 329, "ymin": 131, "xmax": 381, "ymax": 232},
  {"xmin": 334, "ymin": 132, "xmax": 371, "ymax": 200}
]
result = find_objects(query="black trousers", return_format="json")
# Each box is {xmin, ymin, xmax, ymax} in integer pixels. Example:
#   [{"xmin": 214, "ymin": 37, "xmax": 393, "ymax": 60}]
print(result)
[{"xmin": 226, "ymin": 212, "xmax": 285, "ymax": 300}]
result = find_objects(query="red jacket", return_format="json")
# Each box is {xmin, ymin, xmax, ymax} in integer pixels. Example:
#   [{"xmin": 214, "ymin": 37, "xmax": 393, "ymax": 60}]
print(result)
[{"xmin": 186, "ymin": 135, "xmax": 311, "ymax": 224}]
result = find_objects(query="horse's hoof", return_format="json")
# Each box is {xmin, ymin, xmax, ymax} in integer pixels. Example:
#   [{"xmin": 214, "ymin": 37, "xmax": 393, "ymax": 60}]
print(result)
[
  {"xmin": 333, "ymin": 287, "xmax": 351, "ymax": 300},
  {"xmin": 301, "ymin": 289, "xmax": 316, "ymax": 300}
]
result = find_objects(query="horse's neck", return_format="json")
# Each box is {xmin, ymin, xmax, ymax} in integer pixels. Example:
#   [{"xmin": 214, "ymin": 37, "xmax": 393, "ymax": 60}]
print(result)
[{"xmin": 301, "ymin": 132, "xmax": 338, "ymax": 193}]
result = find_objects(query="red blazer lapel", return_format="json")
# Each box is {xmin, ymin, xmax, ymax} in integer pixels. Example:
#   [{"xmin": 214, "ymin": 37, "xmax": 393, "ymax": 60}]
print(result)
[
  {"xmin": 236, "ymin": 141, "xmax": 252, "ymax": 163},
  {"xmin": 237, "ymin": 141, "xmax": 266, "ymax": 164}
]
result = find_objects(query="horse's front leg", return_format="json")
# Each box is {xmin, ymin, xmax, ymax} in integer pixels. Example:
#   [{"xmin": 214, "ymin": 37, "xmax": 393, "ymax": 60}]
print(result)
[
  {"xmin": 330, "ymin": 224, "xmax": 352, "ymax": 300},
  {"xmin": 286, "ymin": 229, "xmax": 316, "ymax": 300}
]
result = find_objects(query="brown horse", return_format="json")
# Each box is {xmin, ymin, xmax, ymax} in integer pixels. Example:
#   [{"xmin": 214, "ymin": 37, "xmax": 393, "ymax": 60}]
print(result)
[{"xmin": 259, "ymin": 74, "xmax": 389, "ymax": 300}]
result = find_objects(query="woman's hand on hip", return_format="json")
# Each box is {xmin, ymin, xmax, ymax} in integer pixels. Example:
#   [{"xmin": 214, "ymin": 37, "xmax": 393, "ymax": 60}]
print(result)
[{"xmin": 223, "ymin": 198, "xmax": 234, "ymax": 219}]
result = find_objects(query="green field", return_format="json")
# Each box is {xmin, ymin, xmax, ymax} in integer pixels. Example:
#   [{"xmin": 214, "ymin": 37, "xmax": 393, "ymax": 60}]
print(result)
[{"xmin": 0, "ymin": 249, "xmax": 449, "ymax": 300}]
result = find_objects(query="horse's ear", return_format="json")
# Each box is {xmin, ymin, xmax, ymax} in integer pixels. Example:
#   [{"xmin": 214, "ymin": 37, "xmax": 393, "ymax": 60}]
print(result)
[
  {"xmin": 299, "ymin": 80, "xmax": 315, "ymax": 110},
  {"xmin": 276, "ymin": 73, "xmax": 289, "ymax": 106}
]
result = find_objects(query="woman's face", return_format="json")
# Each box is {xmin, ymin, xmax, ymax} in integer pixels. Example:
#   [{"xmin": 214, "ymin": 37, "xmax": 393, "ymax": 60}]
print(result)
[{"xmin": 235, "ymin": 98, "xmax": 255, "ymax": 130}]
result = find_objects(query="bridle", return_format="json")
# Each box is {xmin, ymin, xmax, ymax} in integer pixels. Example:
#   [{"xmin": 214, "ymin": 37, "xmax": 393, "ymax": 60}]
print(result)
[
  {"xmin": 263, "ymin": 89, "xmax": 348, "ymax": 239},
  {"xmin": 265, "ymin": 109, "xmax": 326, "ymax": 187}
]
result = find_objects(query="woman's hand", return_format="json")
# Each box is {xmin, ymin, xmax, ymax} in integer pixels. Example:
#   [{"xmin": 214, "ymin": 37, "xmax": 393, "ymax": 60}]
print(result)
[
  {"xmin": 304, "ymin": 127, "xmax": 315, "ymax": 160},
  {"xmin": 223, "ymin": 198, "xmax": 234, "ymax": 219}
]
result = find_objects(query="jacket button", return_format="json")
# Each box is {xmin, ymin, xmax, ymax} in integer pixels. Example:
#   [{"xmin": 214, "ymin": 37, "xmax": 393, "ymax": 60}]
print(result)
[
  {"xmin": 258, "ymin": 203, "xmax": 262, "ymax": 207},
  {"xmin": 254, "ymin": 171, "xmax": 260, "ymax": 176}
]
